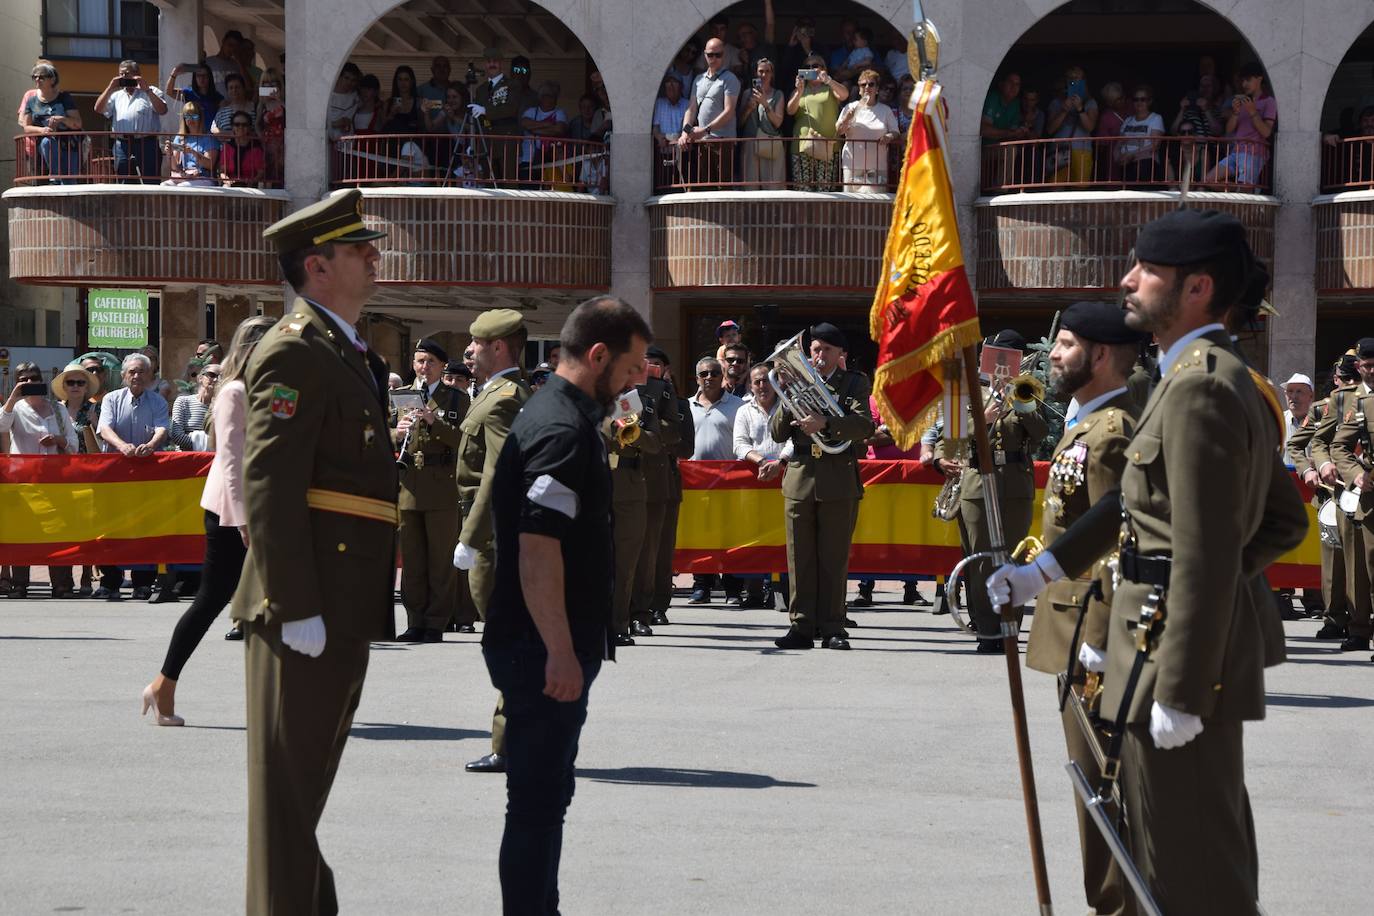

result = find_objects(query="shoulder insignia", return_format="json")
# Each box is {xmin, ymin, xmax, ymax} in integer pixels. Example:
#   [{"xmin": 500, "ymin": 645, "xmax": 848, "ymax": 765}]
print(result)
[
  {"xmin": 278, "ymin": 320, "xmax": 306, "ymax": 337},
  {"xmin": 1105, "ymin": 408, "xmax": 1119, "ymax": 435},
  {"xmin": 501, "ymin": 388, "xmax": 517, "ymax": 397},
  {"xmin": 269, "ymin": 385, "xmax": 299, "ymax": 419}
]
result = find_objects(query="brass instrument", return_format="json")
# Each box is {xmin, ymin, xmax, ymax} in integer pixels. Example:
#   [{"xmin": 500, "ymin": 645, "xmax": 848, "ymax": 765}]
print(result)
[
  {"xmin": 931, "ymin": 474, "xmax": 961, "ymax": 520},
  {"xmin": 943, "ymin": 536, "xmax": 1044, "ymax": 635},
  {"xmin": 613, "ymin": 413, "xmax": 642, "ymax": 447},
  {"xmin": 766, "ymin": 331, "xmax": 851, "ymax": 456},
  {"xmin": 1004, "ymin": 373, "xmax": 1046, "ymax": 415}
]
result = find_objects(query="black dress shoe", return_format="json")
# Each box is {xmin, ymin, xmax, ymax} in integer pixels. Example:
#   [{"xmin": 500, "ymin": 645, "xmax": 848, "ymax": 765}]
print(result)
[
  {"xmin": 394, "ymin": 627, "xmax": 426, "ymax": 642},
  {"xmin": 1315, "ymin": 623, "xmax": 1348, "ymax": 640},
  {"xmin": 613, "ymin": 633, "xmax": 636, "ymax": 647},
  {"xmin": 773, "ymin": 628, "xmax": 814, "ymax": 650},
  {"xmin": 822, "ymin": 634, "xmax": 852, "ymax": 650},
  {"xmin": 687, "ymin": 590, "xmax": 709, "ymax": 604},
  {"xmin": 649, "ymin": 611, "xmax": 670, "ymax": 626},
  {"xmin": 148, "ymin": 587, "xmax": 179, "ymax": 604},
  {"xmin": 131, "ymin": 586, "xmax": 153, "ymax": 600},
  {"xmin": 422, "ymin": 629, "xmax": 444, "ymax": 643},
  {"xmin": 904, "ymin": 583, "xmax": 932, "ymax": 607},
  {"xmin": 457, "ymin": 623, "xmax": 476, "ymax": 634},
  {"xmin": 976, "ymin": 637, "xmax": 1004, "ymax": 653},
  {"xmin": 446, "ymin": 620, "xmax": 459, "ymax": 632},
  {"xmin": 1339, "ymin": 635, "xmax": 1370, "ymax": 652},
  {"xmin": 852, "ymin": 582, "xmax": 874, "ymax": 607},
  {"xmin": 92, "ymin": 587, "xmax": 122, "ymax": 602},
  {"xmin": 630, "ymin": 620, "xmax": 653, "ymax": 637},
  {"xmin": 465, "ymin": 753, "xmax": 507, "ymax": 773},
  {"xmin": 844, "ymin": 616, "xmax": 859, "ymax": 628},
  {"xmin": 225, "ymin": 625, "xmax": 244, "ymax": 641},
  {"xmin": 9, "ymin": 587, "xmax": 28, "ymax": 600}
]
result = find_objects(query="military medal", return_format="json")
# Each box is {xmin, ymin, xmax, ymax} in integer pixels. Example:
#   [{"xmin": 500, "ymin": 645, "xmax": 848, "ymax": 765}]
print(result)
[
  {"xmin": 811, "ymin": 443, "xmax": 823, "ymax": 459},
  {"xmin": 414, "ymin": 450, "xmax": 425, "ymax": 469}
]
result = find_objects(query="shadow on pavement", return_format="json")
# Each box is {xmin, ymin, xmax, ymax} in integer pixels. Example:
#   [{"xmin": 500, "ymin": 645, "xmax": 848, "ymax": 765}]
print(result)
[
  {"xmin": 1265, "ymin": 692, "xmax": 1374, "ymax": 708},
  {"xmin": 350, "ymin": 721, "xmax": 489, "ymax": 741},
  {"xmin": 577, "ymin": 766, "xmax": 816, "ymax": 789},
  {"xmin": 0, "ymin": 635, "xmax": 128, "ymax": 641}
]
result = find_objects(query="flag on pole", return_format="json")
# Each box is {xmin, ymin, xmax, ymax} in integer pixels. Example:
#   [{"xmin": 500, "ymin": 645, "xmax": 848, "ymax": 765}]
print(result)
[{"xmin": 869, "ymin": 79, "xmax": 981, "ymax": 451}]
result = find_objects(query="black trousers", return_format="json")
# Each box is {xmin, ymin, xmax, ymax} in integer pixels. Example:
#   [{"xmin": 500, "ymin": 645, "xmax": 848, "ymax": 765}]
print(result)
[
  {"xmin": 100, "ymin": 566, "xmax": 156, "ymax": 591},
  {"xmin": 160, "ymin": 510, "xmax": 248, "ymax": 680}
]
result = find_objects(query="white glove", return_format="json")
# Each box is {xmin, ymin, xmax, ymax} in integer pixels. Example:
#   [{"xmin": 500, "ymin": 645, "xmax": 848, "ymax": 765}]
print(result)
[
  {"xmin": 466, "ymin": 103, "xmax": 486, "ymax": 119},
  {"xmin": 986, "ymin": 552, "xmax": 1065, "ymax": 608},
  {"xmin": 281, "ymin": 615, "xmax": 327, "ymax": 658},
  {"xmin": 1149, "ymin": 700, "xmax": 1204, "ymax": 750},
  {"xmin": 1077, "ymin": 642, "xmax": 1106, "ymax": 673},
  {"xmin": 453, "ymin": 541, "xmax": 477, "ymax": 570}
]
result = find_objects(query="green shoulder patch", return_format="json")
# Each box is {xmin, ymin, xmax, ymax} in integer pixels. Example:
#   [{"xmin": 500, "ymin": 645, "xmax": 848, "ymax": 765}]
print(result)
[{"xmin": 270, "ymin": 385, "xmax": 299, "ymax": 419}]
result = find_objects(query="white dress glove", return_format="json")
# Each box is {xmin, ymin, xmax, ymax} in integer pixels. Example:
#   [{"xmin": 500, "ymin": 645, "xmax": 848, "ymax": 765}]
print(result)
[
  {"xmin": 281, "ymin": 615, "xmax": 327, "ymax": 658},
  {"xmin": 986, "ymin": 552, "xmax": 1065, "ymax": 608},
  {"xmin": 453, "ymin": 541, "xmax": 477, "ymax": 570},
  {"xmin": 467, "ymin": 103, "xmax": 486, "ymax": 119},
  {"xmin": 1077, "ymin": 642, "xmax": 1106, "ymax": 673},
  {"xmin": 1149, "ymin": 700, "xmax": 1204, "ymax": 750}
]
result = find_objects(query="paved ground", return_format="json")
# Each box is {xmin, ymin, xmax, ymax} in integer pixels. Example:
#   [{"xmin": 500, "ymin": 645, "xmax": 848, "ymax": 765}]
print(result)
[{"xmin": 1, "ymin": 579, "xmax": 1370, "ymax": 915}]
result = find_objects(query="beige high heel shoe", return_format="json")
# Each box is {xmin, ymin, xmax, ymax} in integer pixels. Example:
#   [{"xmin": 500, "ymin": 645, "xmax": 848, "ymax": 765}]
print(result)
[{"xmin": 141, "ymin": 684, "xmax": 185, "ymax": 727}]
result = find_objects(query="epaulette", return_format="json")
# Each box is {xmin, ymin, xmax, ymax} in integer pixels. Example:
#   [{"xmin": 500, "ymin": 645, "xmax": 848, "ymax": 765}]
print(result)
[
  {"xmin": 1246, "ymin": 367, "xmax": 1286, "ymax": 441},
  {"xmin": 1169, "ymin": 347, "xmax": 1208, "ymax": 375},
  {"xmin": 277, "ymin": 312, "xmax": 308, "ymax": 337}
]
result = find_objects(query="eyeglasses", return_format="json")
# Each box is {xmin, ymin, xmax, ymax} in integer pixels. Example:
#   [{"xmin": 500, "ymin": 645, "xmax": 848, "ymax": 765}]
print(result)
[
  {"xmin": 858, "ymin": 82, "xmax": 877, "ymax": 88},
  {"xmin": 65, "ymin": 379, "xmax": 88, "ymax": 387},
  {"xmin": 697, "ymin": 369, "xmax": 723, "ymax": 378},
  {"xmin": 723, "ymin": 356, "xmax": 746, "ymax": 363},
  {"xmin": 704, "ymin": 52, "xmax": 723, "ymax": 59}
]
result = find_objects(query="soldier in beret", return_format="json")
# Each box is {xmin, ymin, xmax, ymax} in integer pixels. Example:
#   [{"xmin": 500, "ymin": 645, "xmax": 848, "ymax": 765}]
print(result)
[
  {"xmin": 1329, "ymin": 337, "xmax": 1374, "ymax": 660},
  {"xmin": 769, "ymin": 322, "xmax": 875, "ymax": 650},
  {"xmin": 442, "ymin": 358, "xmax": 473, "ymax": 390},
  {"xmin": 456, "ymin": 308, "xmax": 532, "ymax": 775},
  {"xmin": 392, "ymin": 337, "xmax": 470, "ymax": 642},
  {"xmin": 230, "ymin": 189, "xmax": 399, "ymax": 914},
  {"xmin": 647, "ymin": 349, "xmax": 695, "ymax": 626},
  {"xmin": 989, "ymin": 209, "xmax": 1308, "ymax": 912}
]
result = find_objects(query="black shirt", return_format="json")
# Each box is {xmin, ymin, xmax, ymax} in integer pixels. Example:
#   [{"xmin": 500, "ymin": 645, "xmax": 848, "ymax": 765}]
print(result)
[{"xmin": 482, "ymin": 374, "xmax": 614, "ymax": 659}]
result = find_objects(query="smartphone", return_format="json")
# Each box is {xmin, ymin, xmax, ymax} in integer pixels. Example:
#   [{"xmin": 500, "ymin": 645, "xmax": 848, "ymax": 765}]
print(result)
[
  {"xmin": 798, "ymin": 68, "xmax": 820, "ymax": 82},
  {"xmin": 752, "ymin": 78, "xmax": 762, "ymax": 91},
  {"xmin": 1067, "ymin": 78, "xmax": 1086, "ymax": 100},
  {"xmin": 119, "ymin": 77, "xmax": 137, "ymax": 88},
  {"xmin": 259, "ymin": 86, "xmax": 275, "ymax": 97},
  {"xmin": 19, "ymin": 382, "xmax": 46, "ymax": 397}
]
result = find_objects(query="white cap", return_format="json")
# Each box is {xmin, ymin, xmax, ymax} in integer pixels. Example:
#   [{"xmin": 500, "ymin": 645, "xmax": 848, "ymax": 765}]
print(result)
[{"xmin": 1281, "ymin": 373, "xmax": 1312, "ymax": 390}]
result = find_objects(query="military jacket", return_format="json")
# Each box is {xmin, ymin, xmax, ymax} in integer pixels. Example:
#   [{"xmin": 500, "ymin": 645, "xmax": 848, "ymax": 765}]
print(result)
[
  {"xmin": 938, "ymin": 390, "xmax": 1049, "ymax": 503},
  {"xmin": 1310, "ymin": 386, "xmax": 1360, "ymax": 501},
  {"xmin": 606, "ymin": 391, "xmax": 663, "ymax": 505},
  {"xmin": 230, "ymin": 298, "xmax": 399, "ymax": 641},
  {"xmin": 640, "ymin": 380, "xmax": 684, "ymax": 504},
  {"xmin": 667, "ymin": 396, "xmax": 694, "ymax": 503},
  {"xmin": 1284, "ymin": 399, "xmax": 1326, "ymax": 482},
  {"xmin": 392, "ymin": 379, "xmax": 469, "ymax": 512},
  {"xmin": 768, "ymin": 368, "xmax": 875, "ymax": 502},
  {"xmin": 457, "ymin": 370, "xmax": 530, "ymax": 550},
  {"xmin": 1331, "ymin": 390, "xmax": 1374, "ymax": 521},
  {"xmin": 1025, "ymin": 391, "xmax": 1137, "ymax": 676},
  {"xmin": 1099, "ymin": 331, "xmax": 1307, "ymax": 725}
]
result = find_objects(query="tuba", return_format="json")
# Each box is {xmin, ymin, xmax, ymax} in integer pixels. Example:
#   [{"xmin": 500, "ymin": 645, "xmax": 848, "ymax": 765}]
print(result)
[{"xmin": 766, "ymin": 331, "xmax": 852, "ymax": 455}]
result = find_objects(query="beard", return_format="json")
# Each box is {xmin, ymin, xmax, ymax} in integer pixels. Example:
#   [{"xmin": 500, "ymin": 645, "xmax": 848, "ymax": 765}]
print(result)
[
  {"xmin": 1122, "ymin": 282, "xmax": 1181, "ymax": 334},
  {"xmin": 1049, "ymin": 353, "xmax": 1093, "ymax": 401},
  {"xmin": 592, "ymin": 361, "xmax": 620, "ymax": 408}
]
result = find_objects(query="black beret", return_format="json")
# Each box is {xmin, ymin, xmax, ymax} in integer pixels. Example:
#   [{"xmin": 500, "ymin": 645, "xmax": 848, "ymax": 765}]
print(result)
[
  {"xmin": 1135, "ymin": 209, "xmax": 1249, "ymax": 266},
  {"xmin": 444, "ymin": 359, "xmax": 471, "ymax": 377},
  {"xmin": 646, "ymin": 345, "xmax": 670, "ymax": 365},
  {"xmin": 1060, "ymin": 301, "xmax": 1147, "ymax": 345},
  {"xmin": 1358, "ymin": 338, "xmax": 1374, "ymax": 359},
  {"xmin": 989, "ymin": 328, "xmax": 1026, "ymax": 351},
  {"xmin": 810, "ymin": 322, "xmax": 848, "ymax": 350},
  {"xmin": 531, "ymin": 362, "xmax": 553, "ymax": 378},
  {"xmin": 1337, "ymin": 353, "xmax": 1359, "ymax": 379},
  {"xmin": 415, "ymin": 338, "xmax": 448, "ymax": 363}
]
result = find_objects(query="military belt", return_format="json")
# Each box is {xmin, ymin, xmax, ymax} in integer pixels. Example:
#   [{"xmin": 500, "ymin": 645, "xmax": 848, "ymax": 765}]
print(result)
[
  {"xmin": 616, "ymin": 455, "xmax": 641, "ymax": 470},
  {"xmin": 1118, "ymin": 546, "xmax": 1171, "ymax": 587},
  {"xmin": 305, "ymin": 488, "xmax": 400, "ymax": 526},
  {"xmin": 969, "ymin": 453, "xmax": 1027, "ymax": 470}
]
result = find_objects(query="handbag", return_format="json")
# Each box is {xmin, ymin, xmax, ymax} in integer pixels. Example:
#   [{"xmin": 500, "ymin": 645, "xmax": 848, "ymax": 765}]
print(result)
[{"xmin": 799, "ymin": 125, "xmax": 834, "ymax": 161}]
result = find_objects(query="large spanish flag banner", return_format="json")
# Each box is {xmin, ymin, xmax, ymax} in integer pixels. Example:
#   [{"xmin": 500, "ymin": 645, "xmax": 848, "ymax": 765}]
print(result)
[{"xmin": 869, "ymin": 79, "xmax": 982, "ymax": 451}]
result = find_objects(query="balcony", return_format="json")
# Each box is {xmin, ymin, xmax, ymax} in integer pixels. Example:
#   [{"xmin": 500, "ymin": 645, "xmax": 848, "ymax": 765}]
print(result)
[
  {"xmin": 647, "ymin": 137, "xmax": 896, "ymax": 291},
  {"xmin": 1315, "ymin": 136, "xmax": 1374, "ymax": 292},
  {"xmin": 4, "ymin": 132, "xmax": 287, "ymax": 288},
  {"xmin": 976, "ymin": 136, "xmax": 1275, "ymax": 293}
]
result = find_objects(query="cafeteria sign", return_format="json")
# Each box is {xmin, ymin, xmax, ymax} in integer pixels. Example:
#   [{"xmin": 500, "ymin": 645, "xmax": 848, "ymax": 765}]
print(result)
[{"xmin": 88, "ymin": 289, "xmax": 150, "ymax": 348}]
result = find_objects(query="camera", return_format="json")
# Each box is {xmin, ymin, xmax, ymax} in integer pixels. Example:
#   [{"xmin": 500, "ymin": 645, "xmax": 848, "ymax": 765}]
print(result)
[
  {"xmin": 798, "ymin": 68, "xmax": 820, "ymax": 82},
  {"xmin": 118, "ymin": 77, "xmax": 137, "ymax": 88},
  {"xmin": 465, "ymin": 63, "xmax": 478, "ymax": 87},
  {"xmin": 18, "ymin": 382, "xmax": 47, "ymax": 397}
]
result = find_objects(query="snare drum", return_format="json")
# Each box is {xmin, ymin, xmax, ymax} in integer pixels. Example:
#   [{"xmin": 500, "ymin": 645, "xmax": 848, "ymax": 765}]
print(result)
[
  {"xmin": 1339, "ymin": 488, "xmax": 1361, "ymax": 516},
  {"xmin": 1318, "ymin": 499, "xmax": 1342, "ymax": 549}
]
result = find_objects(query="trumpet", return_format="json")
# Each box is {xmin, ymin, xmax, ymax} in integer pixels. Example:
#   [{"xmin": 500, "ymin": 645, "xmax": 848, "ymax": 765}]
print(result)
[
  {"xmin": 613, "ymin": 413, "xmax": 642, "ymax": 447},
  {"xmin": 1000, "ymin": 373, "xmax": 1046, "ymax": 415}
]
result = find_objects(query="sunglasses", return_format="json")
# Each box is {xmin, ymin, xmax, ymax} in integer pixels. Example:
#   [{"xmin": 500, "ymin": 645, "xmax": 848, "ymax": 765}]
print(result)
[
  {"xmin": 83, "ymin": 366, "xmax": 104, "ymax": 373},
  {"xmin": 704, "ymin": 52, "xmax": 723, "ymax": 59},
  {"xmin": 185, "ymin": 114, "xmax": 201, "ymax": 120},
  {"xmin": 65, "ymin": 379, "xmax": 88, "ymax": 387},
  {"xmin": 202, "ymin": 372, "xmax": 220, "ymax": 380},
  {"xmin": 698, "ymin": 369, "xmax": 723, "ymax": 378},
  {"xmin": 858, "ymin": 82, "xmax": 877, "ymax": 88},
  {"xmin": 723, "ymin": 356, "xmax": 747, "ymax": 363}
]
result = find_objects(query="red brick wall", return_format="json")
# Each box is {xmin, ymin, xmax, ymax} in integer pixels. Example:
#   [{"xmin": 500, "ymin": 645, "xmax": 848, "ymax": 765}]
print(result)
[{"xmin": 1315, "ymin": 200, "xmax": 1374, "ymax": 291}]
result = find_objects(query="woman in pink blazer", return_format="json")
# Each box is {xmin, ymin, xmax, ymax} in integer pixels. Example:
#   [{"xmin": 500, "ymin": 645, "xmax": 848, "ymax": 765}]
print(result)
[{"xmin": 142, "ymin": 316, "xmax": 276, "ymax": 725}]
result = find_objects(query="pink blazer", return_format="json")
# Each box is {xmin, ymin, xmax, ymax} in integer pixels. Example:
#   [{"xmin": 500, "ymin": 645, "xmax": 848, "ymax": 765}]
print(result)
[{"xmin": 200, "ymin": 380, "xmax": 248, "ymax": 526}]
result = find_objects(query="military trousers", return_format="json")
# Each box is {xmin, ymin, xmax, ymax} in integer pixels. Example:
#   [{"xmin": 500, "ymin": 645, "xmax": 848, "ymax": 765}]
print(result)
[
  {"xmin": 612, "ymin": 498, "xmax": 648, "ymax": 634},
  {"xmin": 399, "ymin": 506, "xmax": 459, "ymax": 631},
  {"xmin": 651, "ymin": 497, "xmax": 682, "ymax": 614},
  {"xmin": 1060, "ymin": 688, "xmax": 1131, "ymax": 916},
  {"xmin": 469, "ymin": 543, "xmax": 496, "ymax": 621},
  {"xmin": 633, "ymin": 501, "xmax": 668, "ymax": 624},
  {"xmin": 1318, "ymin": 532, "xmax": 1348, "ymax": 620},
  {"xmin": 1123, "ymin": 720, "xmax": 1257, "ymax": 916},
  {"xmin": 957, "ymin": 495, "xmax": 1034, "ymax": 638},
  {"xmin": 244, "ymin": 619, "xmax": 370, "ymax": 916},
  {"xmin": 784, "ymin": 495, "xmax": 860, "ymax": 637},
  {"xmin": 1348, "ymin": 513, "xmax": 1374, "ymax": 637}
]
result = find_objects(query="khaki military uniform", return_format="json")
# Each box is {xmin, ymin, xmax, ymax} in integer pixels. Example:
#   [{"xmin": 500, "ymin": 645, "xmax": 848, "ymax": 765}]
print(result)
[
  {"xmin": 941, "ymin": 394, "xmax": 1049, "ymax": 639},
  {"xmin": 1330, "ymin": 387, "xmax": 1374, "ymax": 641},
  {"xmin": 633, "ymin": 380, "xmax": 683, "ymax": 625},
  {"xmin": 608, "ymin": 398, "xmax": 662, "ymax": 636},
  {"xmin": 1319, "ymin": 385, "xmax": 1373, "ymax": 638},
  {"xmin": 393, "ymin": 378, "xmax": 470, "ymax": 632},
  {"xmin": 231, "ymin": 298, "xmax": 399, "ymax": 915},
  {"xmin": 1086, "ymin": 331, "xmax": 1307, "ymax": 913},
  {"xmin": 1287, "ymin": 396, "xmax": 1351, "ymax": 622},
  {"xmin": 769, "ymin": 368, "xmax": 875, "ymax": 637},
  {"xmin": 652, "ymin": 396, "xmax": 695, "ymax": 615},
  {"xmin": 1026, "ymin": 391, "xmax": 1138, "ymax": 916}
]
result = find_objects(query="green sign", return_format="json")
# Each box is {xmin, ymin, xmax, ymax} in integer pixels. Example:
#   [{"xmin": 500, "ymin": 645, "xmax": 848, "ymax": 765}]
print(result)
[{"xmin": 88, "ymin": 289, "xmax": 150, "ymax": 348}]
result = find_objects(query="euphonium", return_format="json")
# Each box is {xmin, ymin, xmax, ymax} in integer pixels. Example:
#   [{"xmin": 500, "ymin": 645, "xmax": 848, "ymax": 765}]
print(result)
[{"xmin": 765, "ymin": 330, "xmax": 851, "ymax": 455}]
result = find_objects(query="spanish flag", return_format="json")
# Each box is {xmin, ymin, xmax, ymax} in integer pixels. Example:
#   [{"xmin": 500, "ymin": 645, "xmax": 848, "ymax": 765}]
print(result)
[{"xmin": 869, "ymin": 80, "xmax": 981, "ymax": 451}]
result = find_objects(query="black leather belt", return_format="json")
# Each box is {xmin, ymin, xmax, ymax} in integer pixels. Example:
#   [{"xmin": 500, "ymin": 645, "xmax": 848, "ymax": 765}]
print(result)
[
  {"xmin": 1118, "ymin": 546, "xmax": 1171, "ymax": 587},
  {"xmin": 419, "ymin": 450, "xmax": 455, "ymax": 466},
  {"xmin": 969, "ymin": 453, "xmax": 1028, "ymax": 471},
  {"xmin": 616, "ymin": 455, "xmax": 641, "ymax": 470}
]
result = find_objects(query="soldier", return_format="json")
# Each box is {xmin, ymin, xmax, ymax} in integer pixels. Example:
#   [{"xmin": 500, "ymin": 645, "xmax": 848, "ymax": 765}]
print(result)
[
  {"xmin": 1315, "ymin": 349, "xmax": 1372, "ymax": 648},
  {"xmin": 230, "ymin": 189, "xmax": 399, "ymax": 913},
  {"xmin": 1329, "ymin": 337, "xmax": 1374, "ymax": 659},
  {"xmin": 633, "ymin": 346, "xmax": 684, "ymax": 630},
  {"xmin": 989, "ymin": 209, "xmax": 1309, "ymax": 912},
  {"xmin": 392, "ymin": 338, "xmax": 470, "ymax": 642},
  {"xmin": 1007, "ymin": 301, "xmax": 1145, "ymax": 916},
  {"xmin": 939, "ymin": 329, "xmax": 1049, "ymax": 653},
  {"xmin": 769, "ymin": 323, "xmax": 875, "ymax": 650},
  {"xmin": 649, "ymin": 355, "xmax": 695, "ymax": 625},
  {"xmin": 607, "ymin": 362, "xmax": 662, "ymax": 646}
]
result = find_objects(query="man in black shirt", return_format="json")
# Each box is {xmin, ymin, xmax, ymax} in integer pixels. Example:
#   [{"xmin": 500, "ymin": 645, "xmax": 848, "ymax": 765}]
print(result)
[{"xmin": 482, "ymin": 295, "xmax": 651, "ymax": 914}]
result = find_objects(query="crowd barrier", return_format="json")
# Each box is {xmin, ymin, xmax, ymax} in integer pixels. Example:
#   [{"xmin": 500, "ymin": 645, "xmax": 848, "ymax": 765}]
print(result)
[{"xmin": 0, "ymin": 454, "xmax": 1321, "ymax": 587}]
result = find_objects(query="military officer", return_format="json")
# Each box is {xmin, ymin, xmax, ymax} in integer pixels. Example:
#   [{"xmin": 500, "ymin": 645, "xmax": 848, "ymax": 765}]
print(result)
[
  {"xmin": 392, "ymin": 338, "xmax": 470, "ymax": 642},
  {"xmin": 1316, "ymin": 348, "xmax": 1373, "ymax": 650},
  {"xmin": 989, "ymin": 210, "xmax": 1309, "ymax": 912},
  {"xmin": 939, "ymin": 329, "xmax": 1049, "ymax": 653},
  {"xmin": 632, "ymin": 346, "xmax": 683, "ymax": 630},
  {"xmin": 1014, "ymin": 301, "xmax": 1144, "ymax": 916},
  {"xmin": 648, "ymin": 356, "xmax": 695, "ymax": 625},
  {"xmin": 607, "ymin": 362, "xmax": 663, "ymax": 646},
  {"xmin": 1329, "ymin": 338, "xmax": 1374, "ymax": 659},
  {"xmin": 769, "ymin": 323, "xmax": 875, "ymax": 650},
  {"xmin": 230, "ymin": 189, "xmax": 399, "ymax": 914}
]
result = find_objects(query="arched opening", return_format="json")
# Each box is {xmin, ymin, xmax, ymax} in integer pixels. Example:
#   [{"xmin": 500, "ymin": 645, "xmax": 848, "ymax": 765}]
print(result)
[
  {"xmin": 650, "ymin": 0, "xmax": 909, "ymax": 197},
  {"xmin": 980, "ymin": 0, "xmax": 1274, "ymax": 196},
  {"xmin": 327, "ymin": 0, "xmax": 608, "ymax": 191},
  {"xmin": 1319, "ymin": 24, "xmax": 1374, "ymax": 192}
]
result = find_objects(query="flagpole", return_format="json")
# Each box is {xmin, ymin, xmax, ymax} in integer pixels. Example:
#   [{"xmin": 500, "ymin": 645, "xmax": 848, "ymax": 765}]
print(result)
[{"xmin": 960, "ymin": 345, "xmax": 1054, "ymax": 916}]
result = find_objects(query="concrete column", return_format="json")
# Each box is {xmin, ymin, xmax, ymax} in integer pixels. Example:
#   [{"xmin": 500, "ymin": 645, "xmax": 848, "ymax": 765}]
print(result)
[
  {"xmin": 283, "ymin": 0, "xmax": 332, "ymax": 210},
  {"xmin": 213, "ymin": 293, "xmax": 252, "ymax": 345},
  {"xmin": 160, "ymin": 286, "xmax": 205, "ymax": 383},
  {"xmin": 1269, "ymin": 129, "xmax": 1320, "ymax": 380},
  {"xmin": 157, "ymin": 1, "xmax": 204, "ymax": 133},
  {"xmin": 610, "ymin": 130, "xmax": 652, "ymax": 325}
]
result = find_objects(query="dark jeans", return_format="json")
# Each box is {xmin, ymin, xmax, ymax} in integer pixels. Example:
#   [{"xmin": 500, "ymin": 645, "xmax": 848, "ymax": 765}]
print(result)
[
  {"xmin": 160, "ymin": 510, "xmax": 248, "ymax": 681},
  {"xmin": 484, "ymin": 641, "xmax": 602, "ymax": 916},
  {"xmin": 100, "ymin": 566, "xmax": 156, "ymax": 591},
  {"xmin": 113, "ymin": 135, "xmax": 161, "ymax": 183}
]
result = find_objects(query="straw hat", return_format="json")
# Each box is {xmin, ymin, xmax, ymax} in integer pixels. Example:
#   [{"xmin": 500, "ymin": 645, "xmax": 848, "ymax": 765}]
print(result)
[{"xmin": 51, "ymin": 365, "xmax": 100, "ymax": 400}]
